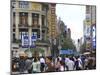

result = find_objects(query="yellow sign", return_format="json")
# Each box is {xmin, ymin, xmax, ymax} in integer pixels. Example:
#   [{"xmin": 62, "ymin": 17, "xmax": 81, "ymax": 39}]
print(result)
[
  {"xmin": 31, "ymin": 3, "xmax": 41, "ymax": 11},
  {"xmin": 85, "ymin": 19, "xmax": 91, "ymax": 26},
  {"xmin": 92, "ymin": 19, "xmax": 96, "ymax": 24}
]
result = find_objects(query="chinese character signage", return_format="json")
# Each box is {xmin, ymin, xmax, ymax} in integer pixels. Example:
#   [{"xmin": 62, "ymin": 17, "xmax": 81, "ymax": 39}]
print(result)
[{"xmin": 31, "ymin": 3, "xmax": 41, "ymax": 11}]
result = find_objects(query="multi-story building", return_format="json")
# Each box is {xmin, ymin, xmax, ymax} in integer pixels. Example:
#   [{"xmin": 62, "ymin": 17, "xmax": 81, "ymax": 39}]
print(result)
[
  {"xmin": 11, "ymin": 0, "xmax": 55, "ymax": 57},
  {"xmin": 83, "ymin": 5, "xmax": 96, "ymax": 52},
  {"xmin": 57, "ymin": 18, "xmax": 68, "ymax": 38},
  {"xmin": 91, "ymin": 6, "xmax": 96, "ymax": 51},
  {"xmin": 67, "ymin": 28, "xmax": 71, "ymax": 39},
  {"xmin": 47, "ymin": 3, "xmax": 57, "ymax": 39}
]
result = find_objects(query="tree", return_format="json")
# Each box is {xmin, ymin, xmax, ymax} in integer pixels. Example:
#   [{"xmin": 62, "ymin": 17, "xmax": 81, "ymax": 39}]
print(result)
[
  {"xmin": 80, "ymin": 42, "xmax": 86, "ymax": 53},
  {"xmin": 61, "ymin": 37, "xmax": 76, "ymax": 50}
]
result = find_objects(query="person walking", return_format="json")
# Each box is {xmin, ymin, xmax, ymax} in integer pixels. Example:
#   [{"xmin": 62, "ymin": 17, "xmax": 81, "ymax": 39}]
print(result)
[
  {"xmin": 87, "ymin": 55, "xmax": 94, "ymax": 69},
  {"xmin": 55, "ymin": 57, "xmax": 61, "ymax": 71},
  {"xmin": 66, "ymin": 57, "xmax": 75, "ymax": 71},
  {"xmin": 19, "ymin": 52, "xmax": 28, "ymax": 74},
  {"xmin": 84, "ymin": 56, "xmax": 89, "ymax": 70},
  {"xmin": 40, "ymin": 56, "xmax": 45, "ymax": 72},
  {"xmin": 74, "ymin": 56, "xmax": 83, "ymax": 70},
  {"xmin": 65, "ymin": 56, "xmax": 70, "ymax": 71},
  {"xmin": 25, "ymin": 57, "xmax": 33, "ymax": 73},
  {"xmin": 32, "ymin": 57, "xmax": 41, "ymax": 73},
  {"xmin": 45, "ymin": 56, "xmax": 55, "ymax": 72},
  {"xmin": 59, "ymin": 61, "xmax": 64, "ymax": 71}
]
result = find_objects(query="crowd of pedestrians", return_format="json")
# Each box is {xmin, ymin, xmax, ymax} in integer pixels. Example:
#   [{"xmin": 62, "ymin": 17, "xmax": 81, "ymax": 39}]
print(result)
[{"xmin": 12, "ymin": 53, "xmax": 96, "ymax": 74}]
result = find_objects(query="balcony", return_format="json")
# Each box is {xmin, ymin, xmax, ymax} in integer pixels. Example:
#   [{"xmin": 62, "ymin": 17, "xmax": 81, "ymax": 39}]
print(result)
[
  {"xmin": 31, "ymin": 25, "xmax": 40, "ymax": 29},
  {"xmin": 35, "ymin": 39, "xmax": 50, "ymax": 46},
  {"xmin": 18, "ymin": 24, "xmax": 28, "ymax": 28},
  {"xmin": 42, "ymin": 25, "xmax": 48, "ymax": 30},
  {"xmin": 13, "ymin": 39, "xmax": 21, "ymax": 44}
]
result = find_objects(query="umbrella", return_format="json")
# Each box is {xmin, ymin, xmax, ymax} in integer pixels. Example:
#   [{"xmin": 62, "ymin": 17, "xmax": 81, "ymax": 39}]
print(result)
[{"xmin": 83, "ymin": 52, "xmax": 91, "ymax": 55}]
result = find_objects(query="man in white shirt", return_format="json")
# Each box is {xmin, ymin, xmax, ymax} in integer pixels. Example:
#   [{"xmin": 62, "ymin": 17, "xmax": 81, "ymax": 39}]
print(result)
[
  {"xmin": 40, "ymin": 56, "xmax": 45, "ymax": 72},
  {"xmin": 66, "ymin": 58, "xmax": 75, "ymax": 71},
  {"xmin": 65, "ymin": 57, "xmax": 70, "ymax": 70}
]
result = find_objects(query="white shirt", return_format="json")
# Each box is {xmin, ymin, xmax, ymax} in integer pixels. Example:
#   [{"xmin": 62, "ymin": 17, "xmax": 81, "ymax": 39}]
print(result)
[
  {"xmin": 78, "ymin": 58, "xmax": 82, "ymax": 65},
  {"xmin": 60, "ymin": 66, "xmax": 64, "ymax": 71},
  {"xmin": 32, "ymin": 61, "xmax": 40, "ymax": 72},
  {"xmin": 40, "ymin": 58, "xmax": 45, "ymax": 63},
  {"xmin": 65, "ymin": 58, "xmax": 69, "ymax": 62},
  {"xmin": 67, "ymin": 60, "xmax": 74, "ymax": 70}
]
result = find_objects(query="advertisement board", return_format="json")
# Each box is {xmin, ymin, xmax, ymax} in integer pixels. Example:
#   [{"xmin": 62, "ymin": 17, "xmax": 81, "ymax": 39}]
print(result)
[
  {"xmin": 92, "ymin": 25, "xmax": 96, "ymax": 49},
  {"xmin": 21, "ymin": 33, "xmax": 37, "ymax": 48},
  {"xmin": 31, "ymin": 3, "xmax": 41, "ymax": 11},
  {"xmin": 21, "ymin": 33, "xmax": 29, "ymax": 48}
]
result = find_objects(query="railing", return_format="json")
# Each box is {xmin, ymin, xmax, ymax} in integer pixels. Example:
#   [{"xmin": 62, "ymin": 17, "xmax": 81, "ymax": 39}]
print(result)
[
  {"xmin": 35, "ymin": 39, "xmax": 50, "ymax": 46},
  {"xmin": 42, "ymin": 25, "xmax": 48, "ymax": 30},
  {"xmin": 19, "ymin": 24, "xmax": 28, "ymax": 28},
  {"xmin": 13, "ymin": 39, "xmax": 21, "ymax": 44},
  {"xmin": 31, "ymin": 25, "xmax": 40, "ymax": 28}
]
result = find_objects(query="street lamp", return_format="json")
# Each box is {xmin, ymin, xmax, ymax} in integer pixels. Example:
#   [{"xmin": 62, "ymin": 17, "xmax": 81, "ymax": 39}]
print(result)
[{"xmin": 58, "ymin": 45, "xmax": 61, "ymax": 56}]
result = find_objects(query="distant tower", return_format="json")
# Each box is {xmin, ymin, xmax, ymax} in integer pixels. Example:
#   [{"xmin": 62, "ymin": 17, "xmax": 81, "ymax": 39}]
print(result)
[
  {"xmin": 77, "ymin": 39, "xmax": 80, "ymax": 52},
  {"xmin": 67, "ymin": 28, "xmax": 71, "ymax": 38}
]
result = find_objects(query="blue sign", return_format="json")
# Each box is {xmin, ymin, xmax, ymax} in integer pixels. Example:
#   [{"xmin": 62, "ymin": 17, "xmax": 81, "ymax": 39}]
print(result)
[
  {"xmin": 21, "ymin": 33, "xmax": 29, "ymax": 48},
  {"xmin": 21, "ymin": 32, "xmax": 37, "ymax": 48},
  {"xmin": 30, "ymin": 34, "xmax": 37, "ymax": 48},
  {"xmin": 32, "ymin": 35, "xmax": 37, "ymax": 41},
  {"xmin": 60, "ymin": 49, "xmax": 74, "ymax": 55},
  {"xmin": 92, "ymin": 41, "xmax": 96, "ymax": 49}
]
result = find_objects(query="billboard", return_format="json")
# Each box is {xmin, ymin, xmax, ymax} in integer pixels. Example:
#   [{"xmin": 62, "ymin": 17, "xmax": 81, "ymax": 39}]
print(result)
[
  {"xmin": 60, "ymin": 49, "xmax": 74, "ymax": 55},
  {"xmin": 92, "ymin": 25, "xmax": 96, "ymax": 49},
  {"xmin": 31, "ymin": 3, "xmax": 41, "ymax": 11},
  {"xmin": 30, "ymin": 34, "xmax": 37, "ymax": 48},
  {"xmin": 21, "ymin": 33, "xmax": 29, "ymax": 48},
  {"xmin": 21, "ymin": 33, "xmax": 37, "ymax": 48}
]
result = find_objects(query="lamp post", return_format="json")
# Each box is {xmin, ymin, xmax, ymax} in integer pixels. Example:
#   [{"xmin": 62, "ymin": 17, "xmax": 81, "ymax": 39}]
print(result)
[
  {"xmin": 54, "ymin": 38, "xmax": 56, "ymax": 57},
  {"xmin": 58, "ymin": 45, "xmax": 61, "ymax": 56}
]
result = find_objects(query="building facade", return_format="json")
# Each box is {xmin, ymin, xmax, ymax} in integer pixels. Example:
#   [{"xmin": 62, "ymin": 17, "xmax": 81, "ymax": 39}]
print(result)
[
  {"xmin": 83, "ymin": 5, "xmax": 96, "ymax": 52},
  {"xmin": 47, "ymin": 3, "xmax": 57, "ymax": 39},
  {"xmin": 11, "ymin": 0, "xmax": 55, "ymax": 57}
]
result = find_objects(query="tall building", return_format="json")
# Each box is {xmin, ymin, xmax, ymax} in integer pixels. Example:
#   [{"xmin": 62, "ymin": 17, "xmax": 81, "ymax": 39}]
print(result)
[
  {"xmin": 91, "ymin": 6, "xmax": 96, "ymax": 50},
  {"xmin": 67, "ymin": 28, "xmax": 71, "ymax": 38},
  {"xmin": 11, "ymin": 0, "xmax": 53, "ymax": 56},
  {"xmin": 76, "ymin": 37, "xmax": 83, "ymax": 52},
  {"xmin": 83, "ymin": 5, "xmax": 96, "ymax": 52},
  {"xmin": 57, "ymin": 18, "xmax": 68, "ymax": 38},
  {"xmin": 47, "ymin": 3, "xmax": 57, "ymax": 39}
]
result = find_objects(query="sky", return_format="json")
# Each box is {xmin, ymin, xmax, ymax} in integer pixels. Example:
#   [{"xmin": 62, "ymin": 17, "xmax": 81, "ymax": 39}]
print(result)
[{"xmin": 56, "ymin": 4, "xmax": 86, "ymax": 43}]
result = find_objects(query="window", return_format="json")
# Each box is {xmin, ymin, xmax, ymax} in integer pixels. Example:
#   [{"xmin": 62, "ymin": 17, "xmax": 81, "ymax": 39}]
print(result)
[
  {"xmin": 19, "ymin": 12, "xmax": 28, "ymax": 25},
  {"xmin": 51, "ymin": 8, "xmax": 55, "ymax": 14},
  {"xmin": 42, "ymin": 4, "xmax": 47, "ymax": 11},
  {"xmin": 51, "ymin": 4, "xmax": 56, "ymax": 7},
  {"xmin": 32, "ymin": 13, "xmax": 39, "ymax": 26},
  {"xmin": 42, "ymin": 30, "xmax": 45, "ymax": 40},
  {"xmin": 11, "ymin": 1, "xmax": 16, "ymax": 8},
  {"xmin": 13, "ymin": 33, "xmax": 15, "ymax": 41},
  {"xmin": 13, "ymin": 12, "xmax": 15, "ymax": 26},
  {"xmin": 19, "ymin": 28, "xmax": 28, "ymax": 40},
  {"xmin": 86, "ymin": 5, "xmax": 91, "ymax": 14},
  {"xmin": 42, "ymin": 15, "xmax": 45, "ymax": 26},
  {"xmin": 13, "ymin": 29, "xmax": 15, "ymax": 32},
  {"xmin": 32, "ymin": 29, "xmax": 40, "ymax": 38},
  {"xmin": 19, "ymin": 1, "xmax": 29, "ymax": 8}
]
